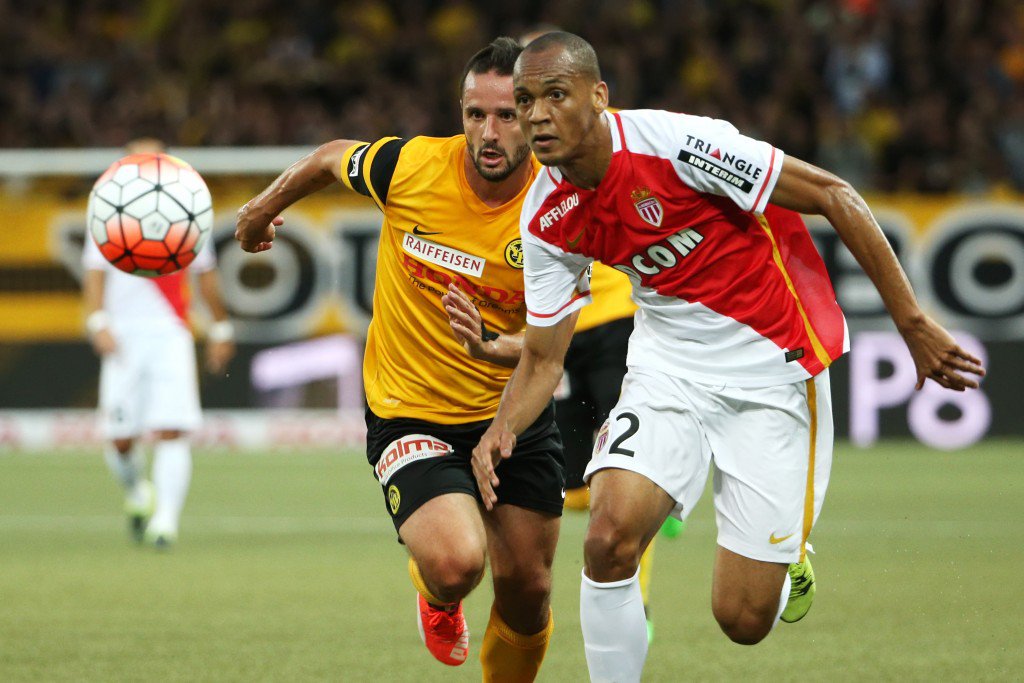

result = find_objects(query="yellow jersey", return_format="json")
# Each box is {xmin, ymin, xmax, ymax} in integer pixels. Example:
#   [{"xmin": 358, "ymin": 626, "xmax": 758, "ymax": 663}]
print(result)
[{"xmin": 340, "ymin": 135, "xmax": 538, "ymax": 424}]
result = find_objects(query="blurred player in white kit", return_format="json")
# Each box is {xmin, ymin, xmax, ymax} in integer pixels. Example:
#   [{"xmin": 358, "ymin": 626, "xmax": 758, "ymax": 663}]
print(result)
[{"xmin": 82, "ymin": 142, "xmax": 235, "ymax": 547}]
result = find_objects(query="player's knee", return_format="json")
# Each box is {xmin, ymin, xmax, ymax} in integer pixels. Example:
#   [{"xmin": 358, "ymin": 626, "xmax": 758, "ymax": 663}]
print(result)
[
  {"xmin": 421, "ymin": 549, "xmax": 485, "ymax": 602},
  {"xmin": 712, "ymin": 601, "xmax": 774, "ymax": 645},
  {"xmin": 583, "ymin": 516, "xmax": 642, "ymax": 581},
  {"xmin": 112, "ymin": 438, "xmax": 134, "ymax": 455},
  {"xmin": 155, "ymin": 429, "xmax": 185, "ymax": 441}
]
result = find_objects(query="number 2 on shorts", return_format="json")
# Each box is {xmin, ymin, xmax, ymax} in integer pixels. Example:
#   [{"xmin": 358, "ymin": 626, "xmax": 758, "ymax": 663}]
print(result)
[{"xmin": 609, "ymin": 412, "xmax": 640, "ymax": 457}]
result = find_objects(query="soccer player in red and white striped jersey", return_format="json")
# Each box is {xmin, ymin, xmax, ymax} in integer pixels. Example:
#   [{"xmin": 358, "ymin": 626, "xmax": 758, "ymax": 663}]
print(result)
[{"xmin": 471, "ymin": 32, "xmax": 985, "ymax": 681}]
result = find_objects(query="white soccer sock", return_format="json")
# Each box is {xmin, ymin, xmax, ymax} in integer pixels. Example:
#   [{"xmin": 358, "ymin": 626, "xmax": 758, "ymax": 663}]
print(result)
[
  {"xmin": 580, "ymin": 568, "xmax": 648, "ymax": 683},
  {"xmin": 773, "ymin": 572, "xmax": 792, "ymax": 629},
  {"xmin": 104, "ymin": 442, "xmax": 143, "ymax": 491},
  {"xmin": 148, "ymin": 437, "xmax": 192, "ymax": 535}
]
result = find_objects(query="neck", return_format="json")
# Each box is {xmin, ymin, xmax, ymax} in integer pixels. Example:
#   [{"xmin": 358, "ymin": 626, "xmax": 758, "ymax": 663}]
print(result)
[
  {"xmin": 559, "ymin": 114, "xmax": 613, "ymax": 190},
  {"xmin": 463, "ymin": 151, "xmax": 532, "ymax": 208}
]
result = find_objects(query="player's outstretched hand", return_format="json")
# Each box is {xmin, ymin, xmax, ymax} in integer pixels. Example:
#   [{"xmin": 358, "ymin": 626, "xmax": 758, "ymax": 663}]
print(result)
[
  {"xmin": 443, "ymin": 284, "xmax": 487, "ymax": 357},
  {"xmin": 900, "ymin": 313, "xmax": 986, "ymax": 391},
  {"xmin": 472, "ymin": 425, "xmax": 516, "ymax": 511},
  {"xmin": 235, "ymin": 203, "xmax": 283, "ymax": 253}
]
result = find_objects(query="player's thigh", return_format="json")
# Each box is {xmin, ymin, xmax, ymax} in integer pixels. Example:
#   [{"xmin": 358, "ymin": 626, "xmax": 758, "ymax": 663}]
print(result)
[
  {"xmin": 365, "ymin": 410, "xmax": 481, "ymax": 534},
  {"xmin": 587, "ymin": 466, "xmax": 677, "ymax": 550},
  {"xmin": 400, "ymin": 490, "xmax": 486, "ymax": 568},
  {"xmin": 585, "ymin": 366, "xmax": 713, "ymax": 522},
  {"xmin": 98, "ymin": 339, "xmax": 145, "ymax": 439},
  {"xmin": 706, "ymin": 370, "xmax": 834, "ymax": 564},
  {"xmin": 143, "ymin": 329, "xmax": 201, "ymax": 432}
]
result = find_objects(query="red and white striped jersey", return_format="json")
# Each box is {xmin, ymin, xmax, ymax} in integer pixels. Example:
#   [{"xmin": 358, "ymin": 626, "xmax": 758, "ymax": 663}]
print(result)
[
  {"xmin": 83, "ymin": 233, "xmax": 215, "ymax": 334},
  {"xmin": 521, "ymin": 109, "xmax": 848, "ymax": 387}
]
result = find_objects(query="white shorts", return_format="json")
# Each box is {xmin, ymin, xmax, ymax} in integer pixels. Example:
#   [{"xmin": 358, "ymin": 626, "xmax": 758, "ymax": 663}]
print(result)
[
  {"xmin": 584, "ymin": 366, "xmax": 833, "ymax": 563},
  {"xmin": 99, "ymin": 326, "xmax": 202, "ymax": 439}
]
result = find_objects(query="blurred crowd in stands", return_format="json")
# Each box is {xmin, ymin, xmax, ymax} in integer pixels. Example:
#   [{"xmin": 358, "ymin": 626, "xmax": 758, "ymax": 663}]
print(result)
[{"xmin": 2, "ymin": 0, "xmax": 1023, "ymax": 192}]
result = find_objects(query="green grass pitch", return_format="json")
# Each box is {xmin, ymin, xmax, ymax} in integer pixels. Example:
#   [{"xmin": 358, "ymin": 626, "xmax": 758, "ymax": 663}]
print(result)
[{"xmin": 1, "ymin": 441, "xmax": 1021, "ymax": 681}]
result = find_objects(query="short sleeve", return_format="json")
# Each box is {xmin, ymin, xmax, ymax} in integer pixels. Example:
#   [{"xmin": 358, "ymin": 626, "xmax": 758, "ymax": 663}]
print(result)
[
  {"xmin": 522, "ymin": 226, "xmax": 593, "ymax": 327},
  {"xmin": 339, "ymin": 137, "xmax": 409, "ymax": 210},
  {"xmin": 666, "ymin": 113, "xmax": 784, "ymax": 214}
]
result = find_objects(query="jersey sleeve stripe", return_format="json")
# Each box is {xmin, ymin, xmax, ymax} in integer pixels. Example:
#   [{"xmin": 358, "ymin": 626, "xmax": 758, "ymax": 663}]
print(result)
[
  {"xmin": 366, "ymin": 138, "xmax": 408, "ymax": 206},
  {"xmin": 359, "ymin": 138, "xmax": 395, "ymax": 209},
  {"xmin": 339, "ymin": 142, "xmax": 370, "ymax": 195},
  {"xmin": 756, "ymin": 213, "xmax": 832, "ymax": 368},
  {"xmin": 526, "ymin": 290, "xmax": 592, "ymax": 325},
  {"xmin": 751, "ymin": 145, "xmax": 777, "ymax": 213}
]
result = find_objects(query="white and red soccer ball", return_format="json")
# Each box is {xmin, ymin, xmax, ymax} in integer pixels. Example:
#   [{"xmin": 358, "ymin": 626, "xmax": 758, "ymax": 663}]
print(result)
[{"xmin": 87, "ymin": 153, "xmax": 213, "ymax": 277}]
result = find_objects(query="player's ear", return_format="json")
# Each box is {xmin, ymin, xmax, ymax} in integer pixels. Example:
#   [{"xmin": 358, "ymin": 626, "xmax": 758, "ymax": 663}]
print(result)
[{"xmin": 593, "ymin": 81, "xmax": 608, "ymax": 113}]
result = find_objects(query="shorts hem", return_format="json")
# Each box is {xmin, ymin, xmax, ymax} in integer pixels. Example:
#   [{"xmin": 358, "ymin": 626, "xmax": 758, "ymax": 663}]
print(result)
[
  {"xmin": 584, "ymin": 455, "xmax": 684, "ymax": 515},
  {"xmin": 717, "ymin": 534, "xmax": 800, "ymax": 564},
  {"xmin": 494, "ymin": 497, "xmax": 564, "ymax": 517},
  {"xmin": 391, "ymin": 486, "xmax": 477, "ymax": 531}
]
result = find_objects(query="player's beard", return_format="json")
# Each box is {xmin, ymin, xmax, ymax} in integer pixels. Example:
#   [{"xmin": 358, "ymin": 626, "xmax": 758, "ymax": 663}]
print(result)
[{"xmin": 471, "ymin": 141, "xmax": 531, "ymax": 182}]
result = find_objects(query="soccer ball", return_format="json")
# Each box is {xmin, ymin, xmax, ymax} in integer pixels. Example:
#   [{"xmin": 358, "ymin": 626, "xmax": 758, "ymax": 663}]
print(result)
[{"xmin": 87, "ymin": 153, "xmax": 213, "ymax": 277}]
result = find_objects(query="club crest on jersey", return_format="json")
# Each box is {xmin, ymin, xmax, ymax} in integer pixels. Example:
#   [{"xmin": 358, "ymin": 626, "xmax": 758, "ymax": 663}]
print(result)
[
  {"xmin": 505, "ymin": 238, "xmax": 524, "ymax": 269},
  {"xmin": 631, "ymin": 187, "xmax": 663, "ymax": 227}
]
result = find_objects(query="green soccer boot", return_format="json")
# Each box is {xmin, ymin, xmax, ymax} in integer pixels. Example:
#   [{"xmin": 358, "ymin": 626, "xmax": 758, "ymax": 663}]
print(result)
[{"xmin": 780, "ymin": 555, "xmax": 815, "ymax": 623}]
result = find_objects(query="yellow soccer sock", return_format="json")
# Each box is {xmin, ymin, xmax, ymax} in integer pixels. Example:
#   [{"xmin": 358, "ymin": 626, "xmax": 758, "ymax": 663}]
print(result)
[
  {"xmin": 408, "ymin": 556, "xmax": 445, "ymax": 606},
  {"xmin": 638, "ymin": 537, "xmax": 656, "ymax": 609},
  {"xmin": 563, "ymin": 486, "xmax": 590, "ymax": 511},
  {"xmin": 480, "ymin": 605, "xmax": 553, "ymax": 682}
]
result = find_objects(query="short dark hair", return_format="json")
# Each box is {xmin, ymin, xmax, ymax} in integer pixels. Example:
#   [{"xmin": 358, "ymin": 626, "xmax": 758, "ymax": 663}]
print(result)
[
  {"xmin": 460, "ymin": 37, "xmax": 523, "ymax": 95},
  {"xmin": 519, "ymin": 31, "xmax": 601, "ymax": 82}
]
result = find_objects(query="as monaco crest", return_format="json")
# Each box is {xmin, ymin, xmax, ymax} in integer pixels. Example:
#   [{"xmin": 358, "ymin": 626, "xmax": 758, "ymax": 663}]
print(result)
[{"xmin": 631, "ymin": 187, "xmax": 663, "ymax": 227}]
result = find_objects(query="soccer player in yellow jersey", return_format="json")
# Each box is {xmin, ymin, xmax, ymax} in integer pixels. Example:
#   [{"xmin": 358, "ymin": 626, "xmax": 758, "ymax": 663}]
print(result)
[{"xmin": 235, "ymin": 38, "xmax": 567, "ymax": 679}]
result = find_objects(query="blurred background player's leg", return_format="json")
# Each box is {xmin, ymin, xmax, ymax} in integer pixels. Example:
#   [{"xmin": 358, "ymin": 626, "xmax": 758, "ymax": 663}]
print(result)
[
  {"xmin": 103, "ymin": 437, "xmax": 154, "ymax": 543},
  {"xmin": 145, "ymin": 430, "xmax": 193, "ymax": 546},
  {"xmin": 97, "ymin": 338, "xmax": 154, "ymax": 542},
  {"xmin": 142, "ymin": 328, "xmax": 203, "ymax": 548}
]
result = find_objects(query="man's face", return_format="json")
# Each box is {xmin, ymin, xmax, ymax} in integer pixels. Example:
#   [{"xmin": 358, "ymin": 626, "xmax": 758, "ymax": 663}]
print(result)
[
  {"xmin": 462, "ymin": 71, "xmax": 531, "ymax": 182},
  {"xmin": 513, "ymin": 47, "xmax": 604, "ymax": 166}
]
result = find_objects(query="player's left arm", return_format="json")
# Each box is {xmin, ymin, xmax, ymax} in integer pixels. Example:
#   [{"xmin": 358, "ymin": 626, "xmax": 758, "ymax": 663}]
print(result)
[
  {"xmin": 195, "ymin": 269, "xmax": 236, "ymax": 375},
  {"xmin": 769, "ymin": 157, "xmax": 986, "ymax": 391},
  {"xmin": 442, "ymin": 284, "xmax": 523, "ymax": 368}
]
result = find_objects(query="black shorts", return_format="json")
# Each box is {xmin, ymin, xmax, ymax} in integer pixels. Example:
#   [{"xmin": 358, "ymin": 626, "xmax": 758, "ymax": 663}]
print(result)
[
  {"xmin": 365, "ymin": 403, "xmax": 565, "ymax": 530},
  {"xmin": 555, "ymin": 316, "xmax": 632, "ymax": 489}
]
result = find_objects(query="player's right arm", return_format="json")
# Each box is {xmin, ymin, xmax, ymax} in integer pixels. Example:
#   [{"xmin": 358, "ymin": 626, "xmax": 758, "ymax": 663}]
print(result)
[{"xmin": 234, "ymin": 139, "xmax": 365, "ymax": 253}]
